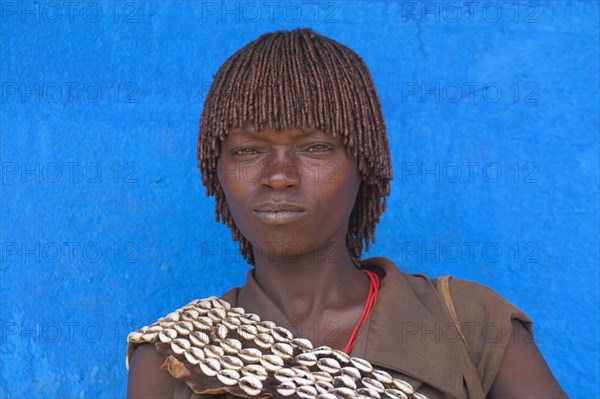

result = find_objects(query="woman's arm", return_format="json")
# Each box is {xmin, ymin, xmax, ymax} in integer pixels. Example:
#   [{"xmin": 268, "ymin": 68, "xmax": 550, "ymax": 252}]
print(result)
[
  {"xmin": 487, "ymin": 319, "xmax": 569, "ymax": 399},
  {"xmin": 127, "ymin": 343, "xmax": 179, "ymax": 399}
]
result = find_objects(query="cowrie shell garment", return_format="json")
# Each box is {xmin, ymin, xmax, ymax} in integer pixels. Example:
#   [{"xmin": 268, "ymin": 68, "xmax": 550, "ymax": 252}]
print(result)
[{"xmin": 127, "ymin": 296, "xmax": 426, "ymax": 399}]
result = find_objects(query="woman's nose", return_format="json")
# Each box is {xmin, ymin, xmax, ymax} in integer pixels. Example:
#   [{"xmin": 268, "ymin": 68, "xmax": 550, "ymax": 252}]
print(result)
[{"xmin": 259, "ymin": 155, "xmax": 301, "ymax": 190}]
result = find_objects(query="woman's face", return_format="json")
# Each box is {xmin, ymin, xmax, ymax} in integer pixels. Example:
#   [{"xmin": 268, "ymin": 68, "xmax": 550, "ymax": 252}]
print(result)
[{"xmin": 217, "ymin": 123, "xmax": 361, "ymax": 261}]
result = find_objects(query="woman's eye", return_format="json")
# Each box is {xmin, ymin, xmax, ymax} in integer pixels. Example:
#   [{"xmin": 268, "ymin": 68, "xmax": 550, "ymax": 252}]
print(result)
[
  {"xmin": 233, "ymin": 147, "xmax": 258, "ymax": 155},
  {"xmin": 306, "ymin": 143, "xmax": 334, "ymax": 153}
]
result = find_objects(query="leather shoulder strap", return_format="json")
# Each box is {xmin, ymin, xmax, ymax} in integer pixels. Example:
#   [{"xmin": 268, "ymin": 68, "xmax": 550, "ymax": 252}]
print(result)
[{"xmin": 437, "ymin": 276, "xmax": 486, "ymax": 399}]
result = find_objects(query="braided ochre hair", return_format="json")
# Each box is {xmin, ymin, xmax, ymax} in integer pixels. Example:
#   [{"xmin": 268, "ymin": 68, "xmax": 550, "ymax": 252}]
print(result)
[{"xmin": 197, "ymin": 28, "xmax": 392, "ymax": 266}]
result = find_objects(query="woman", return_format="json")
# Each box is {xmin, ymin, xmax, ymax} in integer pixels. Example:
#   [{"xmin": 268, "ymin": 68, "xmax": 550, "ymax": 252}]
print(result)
[{"xmin": 127, "ymin": 28, "xmax": 568, "ymax": 399}]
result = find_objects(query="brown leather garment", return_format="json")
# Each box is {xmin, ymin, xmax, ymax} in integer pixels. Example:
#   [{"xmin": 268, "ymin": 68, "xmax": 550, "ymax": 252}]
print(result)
[{"xmin": 128, "ymin": 257, "xmax": 532, "ymax": 399}]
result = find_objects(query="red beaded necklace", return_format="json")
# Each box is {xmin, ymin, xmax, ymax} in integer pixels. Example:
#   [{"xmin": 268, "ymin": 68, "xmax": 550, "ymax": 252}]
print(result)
[{"xmin": 342, "ymin": 269, "xmax": 381, "ymax": 354}]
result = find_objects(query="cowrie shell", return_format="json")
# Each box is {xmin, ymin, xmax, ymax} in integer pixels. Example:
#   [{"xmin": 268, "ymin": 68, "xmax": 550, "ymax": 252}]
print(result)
[
  {"xmin": 371, "ymin": 369, "xmax": 393, "ymax": 384},
  {"xmin": 158, "ymin": 328, "xmax": 177, "ymax": 344},
  {"xmin": 208, "ymin": 308, "xmax": 227, "ymax": 322},
  {"xmin": 333, "ymin": 387, "xmax": 355, "ymax": 398},
  {"xmin": 331, "ymin": 350, "xmax": 350, "ymax": 364},
  {"xmin": 296, "ymin": 352, "xmax": 318, "ymax": 367},
  {"xmin": 383, "ymin": 389, "xmax": 408, "ymax": 399},
  {"xmin": 239, "ymin": 313, "xmax": 261, "ymax": 324},
  {"xmin": 260, "ymin": 354, "xmax": 284, "ymax": 372},
  {"xmin": 196, "ymin": 299, "xmax": 213, "ymax": 311},
  {"xmin": 192, "ymin": 316, "xmax": 213, "ymax": 331},
  {"xmin": 146, "ymin": 325, "xmax": 163, "ymax": 333},
  {"xmin": 164, "ymin": 312, "xmax": 180, "ymax": 322},
  {"xmin": 199, "ymin": 358, "xmax": 221, "ymax": 377},
  {"xmin": 128, "ymin": 331, "xmax": 144, "ymax": 341},
  {"xmin": 214, "ymin": 324, "xmax": 228, "ymax": 340},
  {"xmin": 333, "ymin": 375, "xmax": 356, "ymax": 390},
  {"xmin": 313, "ymin": 371, "xmax": 334, "ymax": 383},
  {"xmin": 272, "ymin": 342, "xmax": 294, "ymax": 359},
  {"xmin": 361, "ymin": 378, "xmax": 385, "ymax": 393},
  {"xmin": 392, "ymin": 379, "xmax": 414, "ymax": 395},
  {"xmin": 182, "ymin": 309, "xmax": 200, "ymax": 319},
  {"xmin": 238, "ymin": 324, "xmax": 259, "ymax": 340},
  {"xmin": 297, "ymin": 385, "xmax": 318, "ymax": 398},
  {"xmin": 171, "ymin": 338, "xmax": 191, "ymax": 355},
  {"xmin": 238, "ymin": 347, "xmax": 262, "ymax": 363},
  {"xmin": 220, "ymin": 355, "xmax": 244, "ymax": 370},
  {"xmin": 174, "ymin": 321, "xmax": 193, "ymax": 336},
  {"xmin": 272, "ymin": 326, "xmax": 293, "ymax": 342},
  {"xmin": 350, "ymin": 357, "xmax": 373, "ymax": 374},
  {"xmin": 261, "ymin": 320, "xmax": 277, "ymax": 329},
  {"xmin": 315, "ymin": 380, "xmax": 334, "ymax": 394},
  {"xmin": 340, "ymin": 366, "xmax": 361, "ymax": 380},
  {"xmin": 311, "ymin": 346, "xmax": 333, "ymax": 357},
  {"xmin": 210, "ymin": 297, "xmax": 231, "ymax": 310},
  {"xmin": 242, "ymin": 364, "xmax": 268, "ymax": 381},
  {"xmin": 292, "ymin": 365, "xmax": 311, "ymax": 375},
  {"xmin": 356, "ymin": 387, "xmax": 381, "ymax": 398},
  {"xmin": 317, "ymin": 357, "xmax": 341, "ymax": 374},
  {"xmin": 204, "ymin": 344, "xmax": 225, "ymax": 359},
  {"xmin": 184, "ymin": 347, "xmax": 204, "ymax": 365},
  {"xmin": 217, "ymin": 369, "xmax": 240, "ymax": 386},
  {"xmin": 277, "ymin": 380, "xmax": 297, "ymax": 396},
  {"xmin": 229, "ymin": 306, "xmax": 246, "ymax": 316},
  {"xmin": 412, "ymin": 392, "xmax": 428, "ymax": 399},
  {"xmin": 317, "ymin": 394, "xmax": 337, "ymax": 399},
  {"xmin": 189, "ymin": 331, "xmax": 210, "ymax": 348},
  {"xmin": 292, "ymin": 337, "xmax": 314, "ymax": 351},
  {"xmin": 294, "ymin": 372, "xmax": 316, "ymax": 386},
  {"xmin": 256, "ymin": 325, "xmax": 271, "ymax": 335},
  {"xmin": 141, "ymin": 332, "xmax": 158, "ymax": 341},
  {"xmin": 274, "ymin": 367, "xmax": 296, "ymax": 382},
  {"xmin": 220, "ymin": 338, "xmax": 242, "ymax": 354},
  {"xmin": 239, "ymin": 375, "xmax": 263, "ymax": 396},
  {"xmin": 255, "ymin": 333, "xmax": 275, "ymax": 349},
  {"xmin": 222, "ymin": 318, "xmax": 239, "ymax": 330}
]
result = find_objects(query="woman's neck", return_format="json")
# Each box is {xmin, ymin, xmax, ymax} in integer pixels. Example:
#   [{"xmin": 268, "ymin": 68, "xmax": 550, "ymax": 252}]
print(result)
[{"xmin": 251, "ymin": 244, "xmax": 369, "ymax": 324}]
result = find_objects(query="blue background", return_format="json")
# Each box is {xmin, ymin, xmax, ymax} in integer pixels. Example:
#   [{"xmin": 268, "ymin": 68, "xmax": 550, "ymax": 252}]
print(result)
[{"xmin": 1, "ymin": 1, "xmax": 598, "ymax": 397}]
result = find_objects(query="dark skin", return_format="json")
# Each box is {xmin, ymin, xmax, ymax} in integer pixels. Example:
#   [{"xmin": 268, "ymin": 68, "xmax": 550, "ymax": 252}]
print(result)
[
  {"xmin": 127, "ymin": 124, "xmax": 568, "ymax": 398},
  {"xmin": 217, "ymin": 122, "xmax": 368, "ymax": 348}
]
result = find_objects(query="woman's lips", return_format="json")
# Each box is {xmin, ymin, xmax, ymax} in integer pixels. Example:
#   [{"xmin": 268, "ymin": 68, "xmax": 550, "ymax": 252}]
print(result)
[{"xmin": 252, "ymin": 209, "xmax": 307, "ymax": 224}]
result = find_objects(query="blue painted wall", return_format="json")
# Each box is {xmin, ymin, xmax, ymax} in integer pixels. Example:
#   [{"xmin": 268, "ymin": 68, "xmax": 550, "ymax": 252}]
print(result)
[{"xmin": 1, "ymin": 1, "xmax": 598, "ymax": 397}]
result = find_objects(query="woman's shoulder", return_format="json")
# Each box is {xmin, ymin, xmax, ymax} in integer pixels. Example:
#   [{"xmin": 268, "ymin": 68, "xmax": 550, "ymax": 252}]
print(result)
[
  {"xmin": 367, "ymin": 257, "xmax": 532, "ymax": 326},
  {"xmin": 402, "ymin": 271, "xmax": 536, "ymax": 393},
  {"xmin": 125, "ymin": 295, "xmax": 239, "ymax": 398},
  {"xmin": 403, "ymin": 270, "xmax": 533, "ymax": 332},
  {"xmin": 436, "ymin": 275, "xmax": 532, "ymax": 330},
  {"xmin": 126, "ymin": 295, "xmax": 235, "ymax": 368},
  {"xmin": 127, "ymin": 343, "xmax": 180, "ymax": 398},
  {"xmin": 370, "ymin": 255, "xmax": 530, "ymax": 319}
]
